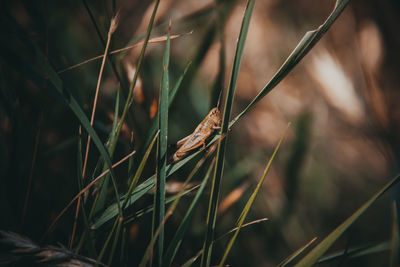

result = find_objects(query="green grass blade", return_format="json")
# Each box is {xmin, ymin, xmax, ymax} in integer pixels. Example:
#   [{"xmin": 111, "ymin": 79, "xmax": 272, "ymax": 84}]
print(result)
[
  {"xmin": 75, "ymin": 128, "xmax": 96, "ymax": 256},
  {"xmin": 103, "ymin": 130, "xmax": 159, "ymax": 265},
  {"xmin": 218, "ymin": 123, "xmax": 289, "ymax": 267},
  {"xmin": 181, "ymin": 250, "xmax": 203, "ymax": 267},
  {"xmin": 123, "ymin": 131, "xmax": 159, "ymax": 210},
  {"xmin": 33, "ymin": 45, "xmax": 122, "ymax": 219},
  {"xmin": 169, "ymin": 61, "xmax": 192, "ymax": 105},
  {"xmin": 278, "ymin": 237, "xmax": 317, "ymax": 267},
  {"xmin": 93, "ymin": 0, "xmax": 160, "ymax": 215},
  {"xmin": 201, "ymin": 1, "xmax": 255, "ymax": 266},
  {"xmin": 229, "ymin": 0, "xmax": 351, "ymax": 127},
  {"xmin": 214, "ymin": 218, "xmax": 269, "ymax": 243},
  {"xmin": 153, "ymin": 21, "xmax": 171, "ymax": 266},
  {"xmin": 318, "ymin": 241, "xmax": 390, "ymax": 263},
  {"xmin": 134, "ymin": 61, "xmax": 191, "ymax": 171},
  {"xmin": 106, "ymin": 0, "xmax": 160, "ymax": 157},
  {"xmin": 92, "ymin": 151, "xmax": 202, "ymax": 229},
  {"xmin": 295, "ymin": 173, "xmax": 400, "ymax": 267},
  {"xmin": 123, "ymin": 185, "xmax": 201, "ymax": 225},
  {"xmin": 180, "ymin": 217, "xmax": 268, "ymax": 267},
  {"xmin": 163, "ymin": 159, "xmax": 216, "ymax": 267},
  {"xmin": 91, "ymin": 132, "xmax": 157, "ymax": 234}
]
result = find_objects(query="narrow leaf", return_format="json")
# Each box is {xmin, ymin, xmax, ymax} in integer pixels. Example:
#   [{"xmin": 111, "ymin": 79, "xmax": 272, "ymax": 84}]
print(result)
[
  {"xmin": 295, "ymin": 173, "xmax": 400, "ymax": 267},
  {"xmin": 201, "ymin": 1, "xmax": 255, "ymax": 266},
  {"xmin": 33, "ymin": 45, "xmax": 122, "ymax": 218},
  {"xmin": 318, "ymin": 241, "xmax": 390, "ymax": 263},
  {"xmin": 229, "ymin": 0, "xmax": 351, "ymax": 127},
  {"xmin": 218, "ymin": 123, "xmax": 289, "ymax": 267},
  {"xmin": 92, "ymin": 150, "xmax": 202, "ymax": 229},
  {"xmin": 278, "ymin": 237, "xmax": 318, "ymax": 267},
  {"xmin": 163, "ymin": 160, "xmax": 216, "ymax": 267},
  {"xmin": 134, "ymin": 61, "xmax": 191, "ymax": 174},
  {"xmin": 153, "ymin": 20, "xmax": 171, "ymax": 265}
]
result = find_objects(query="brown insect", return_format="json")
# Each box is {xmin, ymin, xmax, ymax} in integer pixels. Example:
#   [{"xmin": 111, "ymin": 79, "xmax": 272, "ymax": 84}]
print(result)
[{"xmin": 173, "ymin": 107, "xmax": 222, "ymax": 162}]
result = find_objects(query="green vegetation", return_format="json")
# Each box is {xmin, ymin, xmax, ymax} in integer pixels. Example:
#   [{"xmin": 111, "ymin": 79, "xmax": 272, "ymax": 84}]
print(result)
[{"xmin": 1, "ymin": 0, "xmax": 398, "ymax": 266}]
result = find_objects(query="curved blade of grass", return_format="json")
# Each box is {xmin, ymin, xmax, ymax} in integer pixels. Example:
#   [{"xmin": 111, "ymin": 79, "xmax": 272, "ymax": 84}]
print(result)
[
  {"xmin": 295, "ymin": 173, "xmax": 400, "ymax": 267},
  {"xmin": 141, "ymin": 160, "xmax": 215, "ymax": 267},
  {"xmin": 218, "ymin": 123, "xmax": 289, "ymax": 267},
  {"xmin": 90, "ymin": 130, "xmax": 157, "ymax": 232},
  {"xmin": 278, "ymin": 237, "xmax": 318, "ymax": 267},
  {"xmin": 92, "ymin": 150, "xmax": 202, "ymax": 229},
  {"xmin": 153, "ymin": 21, "xmax": 171, "ymax": 266},
  {"xmin": 104, "ymin": 131, "xmax": 158, "ymax": 265},
  {"xmin": 74, "ymin": 128, "xmax": 96, "ymax": 256},
  {"xmin": 124, "ymin": 131, "xmax": 159, "ymax": 210},
  {"xmin": 94, "ymin": 0, "xmax": 160, "ymax": 213},
  {"xmin": 317, "ymin": 241, "xmax": 390, "ymax": 264},
  {"xmin": 181, "ymin": 250, "xmax": 203, "ymax": 267},
  {"xmin": 123, "ymin": 184, "xmax": 201, "ymax": 225},
  {"xmin": 229, "ymin": 0, "xmax": 351, "ymax": 127},
  {"xmin": 201, "ymin": 1, "xmax": 255, "ymax": 266},
  {"xmin": 180, "ymin": 218, "xmax": 268, "ymax": 267},
  {"xmin": 57, "ymin": 34, "xmax": 184, "ymax": 73},
  {"xmin": 94, "ymin": 131, "xmax": 224, "ymax": 230},
  {"xmin": 33, "ymin": 44, "xmax": 123, "ymax": 226},
  {"xmin": 215, "ymin": 218, "xmax": 269, "ymax": 242},
  {"xmin": 163, "ymin": 159, "xmax": 216, "ymax": 267}
]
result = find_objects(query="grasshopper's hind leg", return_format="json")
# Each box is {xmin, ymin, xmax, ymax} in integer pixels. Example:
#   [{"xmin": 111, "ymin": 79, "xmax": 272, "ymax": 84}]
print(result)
[{"xmin": 176, "ymin": 135, "xmax": 191, "ymax": 147}]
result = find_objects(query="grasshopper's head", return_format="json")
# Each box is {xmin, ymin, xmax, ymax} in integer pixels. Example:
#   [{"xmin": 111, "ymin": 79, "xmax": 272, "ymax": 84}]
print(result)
[{"xmin": 208, "ymin": 107, "xmax": 221, "ymax": 126}]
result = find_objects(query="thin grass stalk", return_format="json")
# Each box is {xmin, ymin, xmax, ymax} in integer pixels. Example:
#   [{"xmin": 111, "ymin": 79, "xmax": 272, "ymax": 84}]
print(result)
[
  {"xmin": 82, "ymin": 0, "xmax": 129, "ymax": 97},
  {"xmin": 92, "ymin": 151, "xmax": 204, "ymax": 230},
  {"xmin": 70, "ymin": 14, "xmax": 119, "ymax": 248},
  {"xmin": 10, "ymin": 14, "xmax": 122, "ymax": 245},
  {"xmin": 21, "ymin": 111, "xmax": 43, "ymax": 228},
  {"xmin": 277, "ymin": 237, "xmax": 318, "ymax": 267},
  {"xmin": 104, "ymin": 131, "xmax": 159, "ymax": 264},
  {"xmin": 153, "ymin": 19, "xmax": 171, "ymax": 267},
  {"xmin": 218, "ymin": 123, "xmax": 289, "ymax": 267},
  {"xmin": 58, "ymin": 34, "xmax": 183, "ymax": 74},
  {"xmin": 141, "ymin": 159, "xmax": 216, "ymax": 267},
  {"xmin": 200, "ymin": 1, "xmax": 255, "ymax": 266},
  {"xmin": 108, "ymin": 0, "xmax": 160, "ymax": 156},
  {"xmin": 41, "ymin": 150, "xmax": 136, "ymax": 241},
  {"xmin": 97, "ymin": 215, "xmax": 119, "ymax": 263},
  {"xmin": 74, "ymin": 126, "xmax": 96, "ymax": 256},
  {"xmin": 125, "ymin": 132, "xmax": 159, "ymax": 211},
  {"xmin": 162, "ymin": 157, "xmax": 216, "ymax": 267},
  {"xmin": 317, "ymin": 241, "xmax": 390, "ymax": 263},
  {"xmin": 107, "ymin": 217, "xmax": 123, "ymax": 266},
  {"xmin": 93, "ymin": 0, "xmax": 161, "ymax": 213},
  {"xmin": 134, "ymin": 61, "xmax": 191, "ymax": 174},
  {"xmin": 180, "ymin": 218, "xmax": 269, "ymax": 267},
  {"xmin": 214, "ymin": 218, "xmax": 269, "ymax": 242}
]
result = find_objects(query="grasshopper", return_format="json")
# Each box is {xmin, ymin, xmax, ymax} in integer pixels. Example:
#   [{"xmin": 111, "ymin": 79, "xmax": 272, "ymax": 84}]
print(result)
[{"xmin": 173, "ymin": 107, "xmax": 222, "ymax": 162}]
